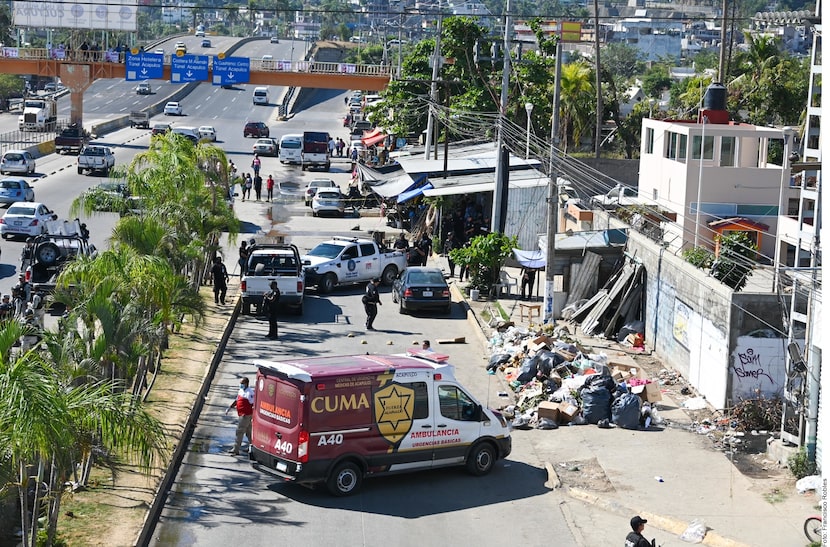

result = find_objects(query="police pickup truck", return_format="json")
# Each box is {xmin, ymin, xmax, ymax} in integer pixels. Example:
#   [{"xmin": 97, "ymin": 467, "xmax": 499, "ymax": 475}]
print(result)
[
  {"xmin": 240, "ymin": 242, "xmax": 304, "ymax": 316},
  {"xmin": 302, "ymin": 236, "xmax": 406, "ymax": 293}
]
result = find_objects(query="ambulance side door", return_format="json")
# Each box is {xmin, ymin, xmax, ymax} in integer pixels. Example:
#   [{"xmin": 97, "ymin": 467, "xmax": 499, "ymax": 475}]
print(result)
[
  {"xmin": 432, "ymin": 383, "xmax": 483, "ymax": 466},
  {"xmin": 372, "ymin": 380, "xmax": 435, "ymax": 471}
]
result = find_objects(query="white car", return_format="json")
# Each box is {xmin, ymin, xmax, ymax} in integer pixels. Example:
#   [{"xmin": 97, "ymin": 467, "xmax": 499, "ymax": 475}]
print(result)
[
  {"xmin": 0, "ymin": 201, "xmax": 57, "ymax": 239},
  {"xmin": 311, "ymin": 190, "xmax": 345, "ymax": 217},
  {"xmin": 0, "ymin": 150, "xmax": 36, "ymax": 175},
  {"xmin": 270, "ymin": 36, "xmax": 279, "ymax": 43},
  {"xmin": 304, "ymin": 179, "xmax": 338, "ymax": 206},
  {"xmin": 164, "ymin": 102, "xmax": 183, "ymax": 116},
  {"xmin": 175, "ymin": 41, "xmax": 186, "ymax": 50},
  {"xmin": 252, "ymin": 138, "xmax": 278, "ymax": 156},
  {"xmin": 195, "ymin": 29, "xmax": 205, "ymax": 37},
  {"xmin": 153, "ymin": 48, "xmax": 165, "ymax": 55},
  {"xmin": 591, "ymin": 184, "xmax": 639, "ymax": 209},
  {"xmin": 197, "ymin": 126, "xmax": 217, "ymax": 141}
]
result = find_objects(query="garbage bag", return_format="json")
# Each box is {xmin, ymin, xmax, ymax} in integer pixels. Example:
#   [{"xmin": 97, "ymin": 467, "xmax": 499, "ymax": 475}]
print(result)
[
  {"xmin": 584, "ymin": 373, "xmax": 616, "ymax": 393},
  {"xmin": 536, "ymin": 418, "xmax": 558, "ymax": 430},
  {"xmin": 611, "ymin": 393, "xmax": 642, "ymax": 430},
  {"xmin": 679, "ymin": 519, "xmax": 706, "ymax": 543},
  {"xmin": 511, "ymin": 415, "xmax": 533, "ymax": 430},
  {"xmin": 581, "ymin": 386, "xmax": 612, "ymax": 424},
  {"xmin": 796, "ymin": 475, "xmax": 822, "ymax": 494},
  {"xmin": 487, "ymin": 353, "xmax": 512, "ymax": 371},
  {"xmin": 516, "ymin": 358, "xmax": 539, "ymax": 383},
  {"xmin": 617, "ymin": 320, "xmax": 646, "ymax": 342},
  {"xmin": 533, "ymin": 350, "xmax": 565, "ymax": 377}
]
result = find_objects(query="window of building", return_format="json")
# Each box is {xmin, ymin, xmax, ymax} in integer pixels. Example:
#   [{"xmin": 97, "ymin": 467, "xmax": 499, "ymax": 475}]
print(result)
[
  {"xmin": 720, "ymin": 136, "xmax": 736, "ymax": 166},
  {"xmin": 437, "ymin": 385, "xmax": 479, "ymax": 421},
  {"xmin": 666, "ymin": 131, "xmax": 687, "ymax": 162},
  {"xmin": 667, "ymin": 132, "xmax": 678, "ymax": 159},
  {"xmin": 691, "ymin": 135, "xmax": 714, "ymax": 160},
  {"xmin": 645, "ymin": 127, "xmax": 654, "ymax": 154}
]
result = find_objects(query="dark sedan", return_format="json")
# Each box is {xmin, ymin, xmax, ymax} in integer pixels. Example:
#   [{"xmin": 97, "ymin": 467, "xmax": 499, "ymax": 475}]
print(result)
[{"xmin": 392, "ymin": 267, "xmax": 451, "ymax": 314}]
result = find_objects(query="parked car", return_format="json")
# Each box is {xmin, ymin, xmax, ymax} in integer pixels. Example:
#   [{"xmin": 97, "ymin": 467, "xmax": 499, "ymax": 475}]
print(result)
[
  {"xmin": 197, "ymin": 125, "xmax": 217, "ymax": 141},
  {"xmin": 136, "ymin": 81, "xmax": 151, "ymax": 95},
  {"xmin": 0, "ymin": 178, "xmax": 35, "ymax": 205},
  {"xmin": 304, "ymin": 178, "xmax": 338, "ymax": 206},
  {"xmin": 311, "ymin": 190, "xmax": 345, "ymax": 217},
  {"xmin": 252, "ymin": 138, "xmax": 278, "ymax": 156},
  {"xmin": 151, "ymin": 123, "xmax": 171, "ymax": 136},
  {"xmin": 591, "ymin": 184, "xmax": 639, "ymax": 209},
  {"xmin": 0, "ymin": 202, "xmax": 57, "ymax": 239},
  {"xmin": 243, "ymin": 121, "xmax": 269, "ymax": 138},
  {"xmin": 164, "ymin": 101, "xmax": 183, "ymax": 116},
  {"xmin": 0, "ymin": 150, "xmax": 36, "ymax": 175},
  {"xmin": 392, "ymin": 267, "xmax": 452, "ymax": 314},
  {"xmin": 201, "ymin": 39, "xmax": 211, "ymax": 47}
]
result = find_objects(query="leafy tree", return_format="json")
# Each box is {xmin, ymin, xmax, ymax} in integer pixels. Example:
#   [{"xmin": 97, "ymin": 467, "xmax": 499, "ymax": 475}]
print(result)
[
  {"xmin": 0, "ymin": 74, "xmax": 25, "ymax": 107},
  {"xmin": 559, "ymin": 61, "xmax": 595, "ymax": 152},
  {"xmin": 710, "ymin": 231, "xmax": 758, "ymax": 291},
  {"xmin": 640, "ymin": 63, "xmax": 672, "ymax": 98},
  {"xmin": 681, "ymin": 246, "xmax": 715, "ymax": 269},
  {"xmin": 449, "ymin": 232, "xmax": 518, "ymax": 294},
  {"xmin": 602, "ymin": 43, "xmax": 644, "ymax": 79}
]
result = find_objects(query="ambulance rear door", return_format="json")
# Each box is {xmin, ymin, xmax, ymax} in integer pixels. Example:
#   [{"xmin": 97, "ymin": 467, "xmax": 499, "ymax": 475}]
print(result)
[{"xmin": 254, "ymin": 372, "xmax": 304, "ymax": 467}]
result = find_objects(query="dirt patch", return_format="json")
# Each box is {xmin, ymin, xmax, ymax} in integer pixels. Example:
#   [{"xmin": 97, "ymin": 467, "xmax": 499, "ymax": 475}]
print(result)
[
  {"xmin": 57, "ymin": 287, "xmax": 234, "ymax": 546},
  {"xmin": 553, "ymin": 458, "xmax": 616, "ymax": 493}
]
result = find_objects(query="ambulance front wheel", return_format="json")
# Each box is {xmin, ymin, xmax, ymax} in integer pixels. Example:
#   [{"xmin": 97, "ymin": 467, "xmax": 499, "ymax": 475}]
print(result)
[
  {"xmin": 327, "ymin": 461, "xmax": 363, "ymax": 496},
  {"xmin": 466, "ymin": 443, "xmax": 496, "ymax": 476}
]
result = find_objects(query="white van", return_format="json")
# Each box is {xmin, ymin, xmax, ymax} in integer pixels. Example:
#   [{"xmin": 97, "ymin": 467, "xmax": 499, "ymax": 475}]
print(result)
[
  {"xmin": 253, "ymin": 87, "xmax": 269, "ymax": 105},
  {"xmin": 278, "ymin": 134, "xmax": 302, "ymax": 165}
]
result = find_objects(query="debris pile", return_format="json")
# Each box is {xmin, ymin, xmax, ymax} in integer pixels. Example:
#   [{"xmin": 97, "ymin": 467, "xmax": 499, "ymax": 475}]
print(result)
[{"xmin": 487, "ymin": 326, "xmax": 664, "ymax": 431}]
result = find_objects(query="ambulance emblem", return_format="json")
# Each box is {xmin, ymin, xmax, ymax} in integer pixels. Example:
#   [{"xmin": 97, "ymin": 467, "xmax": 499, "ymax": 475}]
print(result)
[{"xmin": 373, "ymin": 383, "xmax": 414, "ymax": 447}]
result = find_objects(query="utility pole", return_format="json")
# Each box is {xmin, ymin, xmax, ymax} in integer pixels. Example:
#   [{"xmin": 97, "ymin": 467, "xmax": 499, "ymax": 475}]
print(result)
[
  {"xmin": 718, "ymin": 0, "xmax": 729, "ymax": 82},
  {"xmin": 423, "ymin": 3, "xmax": 443, "ymax": 160},
  {"xmin": 491, "ymin": 0, "xmax": 511, "ymax": 233},
  {"xmin": 593, "ymin": 0, "xmax": 602, "ymax": 158},
  {"xmin": 544, "ymin": 36, "xmax": 563, "ymax": 323}
]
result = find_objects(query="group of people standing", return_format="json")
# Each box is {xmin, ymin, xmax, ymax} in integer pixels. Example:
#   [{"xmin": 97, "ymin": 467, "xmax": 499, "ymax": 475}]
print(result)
[
  {"xmin": 0, "ymin": 273, "xmax": 47, "ymax": 350},
  {"xmin": 234, "ymin": 156, "xmax": 275, "ymax": 202}
]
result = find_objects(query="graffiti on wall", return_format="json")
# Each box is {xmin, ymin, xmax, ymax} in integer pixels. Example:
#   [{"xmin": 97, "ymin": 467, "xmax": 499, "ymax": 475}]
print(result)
[
  {"xmin": 673, "ymin": 298, "xmax": 692, "ymax": 349},
  {"xmin": 730, "ymin": 336, "xmax": 786, "ymax": 400}
]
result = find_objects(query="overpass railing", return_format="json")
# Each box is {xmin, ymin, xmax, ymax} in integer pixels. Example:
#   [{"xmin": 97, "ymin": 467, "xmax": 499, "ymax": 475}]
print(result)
[{"xmin": 0, "ymin": 47, "xmax": 392, "ymax": 76}]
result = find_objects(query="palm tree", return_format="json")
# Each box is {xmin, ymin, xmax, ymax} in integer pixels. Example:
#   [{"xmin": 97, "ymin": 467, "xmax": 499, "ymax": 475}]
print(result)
[{"xmin": 558, "ymin": 61, "xmax": 595, "ymax": 152}]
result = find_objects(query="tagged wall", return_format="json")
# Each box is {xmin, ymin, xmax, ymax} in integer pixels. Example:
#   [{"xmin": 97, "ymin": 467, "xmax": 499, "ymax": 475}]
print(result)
[{"xmin": 730, "ymin": 335, "xmax": 786, "ymax": 400}]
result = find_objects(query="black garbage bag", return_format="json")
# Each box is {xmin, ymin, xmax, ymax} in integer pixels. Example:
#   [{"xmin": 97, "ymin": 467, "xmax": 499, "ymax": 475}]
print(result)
[
  {"xmin": 611, "ymin": 392, "xmax": 642, "ymax": 429},
  {"xmin": 581, "ymin": 386, "xmax": 612, "ymax": 424},
  {"xmin": 584, "ymin": 373, "xmax": 616, "ymax": 393},
  {"xmin": 516, "ymin": 357, "xmax": 539, "ymax": 384},
  {"xmin": 487, "ymin": 353, "xmax": 512, "ymax": 372},
  {"xmin": 533, "ymin": 350, "xmax": 565, "ymax": 377}
]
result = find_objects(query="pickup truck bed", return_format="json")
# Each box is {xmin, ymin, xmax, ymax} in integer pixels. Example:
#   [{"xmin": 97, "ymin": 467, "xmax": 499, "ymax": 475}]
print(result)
[{"xmin": 240, "ymin": 243, "xmax": 305, "ymax": 315}]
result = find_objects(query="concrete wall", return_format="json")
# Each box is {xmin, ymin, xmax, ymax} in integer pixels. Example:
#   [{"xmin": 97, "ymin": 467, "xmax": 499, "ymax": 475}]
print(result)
[
  {"xmin": 577, "ymin": 158, "xmax": 639, "ymax": 187},
  {"xmin": 623, "ymin": 222, "xmax": 786, "ymax": 409}
]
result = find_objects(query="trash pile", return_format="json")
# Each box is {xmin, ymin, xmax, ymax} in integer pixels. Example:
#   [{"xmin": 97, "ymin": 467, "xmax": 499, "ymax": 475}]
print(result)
[{"xmin": 487, "ymin": 326, "xmax": 663, "ymax": 431}]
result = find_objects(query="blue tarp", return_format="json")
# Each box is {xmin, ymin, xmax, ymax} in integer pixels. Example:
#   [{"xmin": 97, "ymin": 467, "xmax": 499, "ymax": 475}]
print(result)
[{"xmin": 397, "ymin": 181, "xmax": 433, "ymax": 204}]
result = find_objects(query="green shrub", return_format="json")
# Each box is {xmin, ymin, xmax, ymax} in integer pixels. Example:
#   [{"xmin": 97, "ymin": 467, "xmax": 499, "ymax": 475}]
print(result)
[{"xmin": 787, "ymin": 447, "xmax": 817, "ymax": 479}]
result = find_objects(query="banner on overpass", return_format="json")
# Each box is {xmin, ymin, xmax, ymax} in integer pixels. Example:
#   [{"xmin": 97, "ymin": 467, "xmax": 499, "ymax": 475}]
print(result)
[
  {"xmin": 212, "ymin": 56, "xmax": 250, "ymax": 86},
  {"xmin": 13, "ymin": 0, "xmax": 138, "ymax": 31},
  {"xmin": 171, "ymin": 55, "xmax": 209, "ymax": 83}
]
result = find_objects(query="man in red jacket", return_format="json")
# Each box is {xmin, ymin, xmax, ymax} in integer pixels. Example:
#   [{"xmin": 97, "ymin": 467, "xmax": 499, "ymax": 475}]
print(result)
[{"xmin": 226, "ymin": 377, "xmax": 255, "ymax": 456}]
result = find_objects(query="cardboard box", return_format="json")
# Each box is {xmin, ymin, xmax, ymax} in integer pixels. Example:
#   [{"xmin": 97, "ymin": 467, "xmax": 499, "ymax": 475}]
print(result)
[
  {"xmin": 631, "ymin": 381, "xmax": 663, "ymax": 402},
  {"xmin": 558, "ymin": 401, "xmax": 579, "ymax": 422},
  {"xmin": 556, "ymin": 349, "xmax": 576, "ymax": 362},
  {"xmin": 528, "ymin": 335, "xmax": 552, "ymax": 355},
  {"xmin": 611, "ymin": 363, "xmax": 645, "ymax": 380},
  {"xmin": 537, "ymin": 401, "xmax": 560, "ymax": 421}
]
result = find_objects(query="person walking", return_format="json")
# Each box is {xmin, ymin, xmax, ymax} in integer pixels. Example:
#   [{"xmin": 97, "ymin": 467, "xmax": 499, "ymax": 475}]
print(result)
[
  {"xmin": 243, "ymin": 174, "xmax": 253, "ymax": 201},
  {"xmin": 225, "ymin": 377, "xmax": 255, "ymax": 456},
  {"xmin": 211, "ymin": 256, "xmax": 229, "ymax": 305},
  {"xmin": 266, "ymin": 175, "xmax": 275, "ymax": 201},
  {"xmin": 251, "ymin": 154, "xmax": 261, "ymax": 177},
  {"xmin": 237, "ymin": 240, "xmax": 250, "ymax": 277},
  {"xmin": 253, "ymin": 174, "xmax": 263, "ymax": 201},
  {"xmin": 263, "ymin": 281, "xmax": 281, "ymax": 339},
  {"xmin": 363, "ymin": 278, "xmax": 381, "ymax": 330},
  {"xmin": 625, "ymin": 516, "xmax": 654, "ymax": 547},
  {"xmin": 417, "ymin": 233, "xmax": 432, "ymax": 267},
  {"xmin": 443, "ymin": 231, "xmax": 458, "ymax": 278},
  {"xmin": 328, "ymin": 136, "xmax": 336, "ymax": 156}
]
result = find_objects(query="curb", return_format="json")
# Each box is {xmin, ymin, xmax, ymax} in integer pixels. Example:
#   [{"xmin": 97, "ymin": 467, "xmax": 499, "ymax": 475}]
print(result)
[{"xmin": 134, "ymin": 295, "xmax": 241, "ymax": 547}]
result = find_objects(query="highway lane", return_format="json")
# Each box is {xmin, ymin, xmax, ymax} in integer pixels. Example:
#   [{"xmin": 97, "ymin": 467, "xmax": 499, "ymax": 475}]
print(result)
[{"xmin": 147, "ymin": 89, "xmax": 576, "ymax": 547}]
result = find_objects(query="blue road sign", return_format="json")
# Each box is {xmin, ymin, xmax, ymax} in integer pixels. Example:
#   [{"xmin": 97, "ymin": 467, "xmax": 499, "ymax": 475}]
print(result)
[
  {"xmin": 125, "ymin": 53, "xmax": 163, "ymax": 81},
  {"xmin": 171, "ymin": 54, "xmax": 209, "ymax": 83},
  {"xmin": 212, "ymin": 56, "xmax": 250, "ymax": 86}
]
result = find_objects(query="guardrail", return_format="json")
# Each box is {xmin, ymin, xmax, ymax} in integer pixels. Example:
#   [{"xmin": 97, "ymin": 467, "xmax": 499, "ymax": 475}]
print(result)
[{"xmin": 0, "ymin": 47, "xmax": 392, "ymax": 76}]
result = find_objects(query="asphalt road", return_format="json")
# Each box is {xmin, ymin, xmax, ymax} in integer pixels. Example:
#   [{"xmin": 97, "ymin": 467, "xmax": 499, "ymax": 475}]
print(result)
[{"xmin": 144, "ymin": 89, "xmax": 577, "ymax": 546}]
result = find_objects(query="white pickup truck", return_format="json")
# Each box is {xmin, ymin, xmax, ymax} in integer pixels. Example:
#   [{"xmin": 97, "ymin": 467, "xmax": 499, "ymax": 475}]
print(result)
[
  {"xmin": 240, "ymin": 242, "xmax": 305, "ymax": 315},
  {"xmin": 77, "ymin": 145, "xmax": 115, "ymax": 176},
  {"xmin": 302, "ymin": 236, "xmax": 406, "ymax": 293}
]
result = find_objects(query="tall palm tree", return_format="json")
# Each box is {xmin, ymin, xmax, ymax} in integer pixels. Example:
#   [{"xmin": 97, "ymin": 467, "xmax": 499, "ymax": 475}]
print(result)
[{"xmin": 558, "ymin": 61, "xmax": 595, "ymax": 152}]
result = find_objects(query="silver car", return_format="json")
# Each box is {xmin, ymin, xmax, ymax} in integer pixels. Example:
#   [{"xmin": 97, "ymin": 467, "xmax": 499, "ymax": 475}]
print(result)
[
  {"xmin": 0, "ymin": 178, "xmax": 35, "ymax": 205},
  {"xmin": 311, "ymin": 190, "xmax": 345, "ymax": 217},
  {"xmin": 0, "ymin": 150, "xmax": 36, "ymax": 175}
]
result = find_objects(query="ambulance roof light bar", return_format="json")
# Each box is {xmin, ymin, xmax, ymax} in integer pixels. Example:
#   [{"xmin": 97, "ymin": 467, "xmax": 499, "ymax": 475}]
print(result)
[{"xmin": 406, "ymin": 349, "xmax": 449, "ymax": 363}]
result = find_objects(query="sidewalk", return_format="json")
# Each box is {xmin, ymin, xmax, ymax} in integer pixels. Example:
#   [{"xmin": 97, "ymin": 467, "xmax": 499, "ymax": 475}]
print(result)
[{"xmin": 425, "ymin": 252, "xmax": 818, "ymax": 547}]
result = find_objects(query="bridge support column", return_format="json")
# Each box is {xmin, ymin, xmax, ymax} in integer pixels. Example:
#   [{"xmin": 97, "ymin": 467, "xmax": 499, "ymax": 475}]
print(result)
[{"xmin": 59, "ymin": 64, "xmax": 94, "ymax": 126}]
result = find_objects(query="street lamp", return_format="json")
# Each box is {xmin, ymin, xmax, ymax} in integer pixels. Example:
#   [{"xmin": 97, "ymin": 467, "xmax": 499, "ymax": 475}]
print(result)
[{"xmin": 525, "ymin": 102, "xmax": 533, "ymax": 159}]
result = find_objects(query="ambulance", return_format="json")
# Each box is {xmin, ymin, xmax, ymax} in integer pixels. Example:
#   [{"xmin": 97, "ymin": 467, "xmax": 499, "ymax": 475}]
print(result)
[{"xmin": 250, "ymin": 350, "xmax": 512, "ymax": 496}]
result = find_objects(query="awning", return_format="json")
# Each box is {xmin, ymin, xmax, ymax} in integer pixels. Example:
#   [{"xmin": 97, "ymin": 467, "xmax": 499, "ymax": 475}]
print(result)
[
  {"xmin": 363, "ymin": 132, "xmax": 388, "ymax": 147},
  {"xmin": 370, "ymin": 173, "xmax": 429, "ymax": 198},
  {"xmin": 423, "ymin": 181, "xmax": 494, "ymax": 197},
  {"xmin": 397, "ymin": 182, "xmax": 434, "ymax": 204}
]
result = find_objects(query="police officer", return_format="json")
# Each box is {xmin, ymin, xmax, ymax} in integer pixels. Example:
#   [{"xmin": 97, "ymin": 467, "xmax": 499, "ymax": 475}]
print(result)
[
  {"xmin": 263, "ymin": 281, "xmax": 281, "ymax": 339},
  {"xmin": 363, "ymin": 278, "xmax": 381, "ymax": 331}
]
